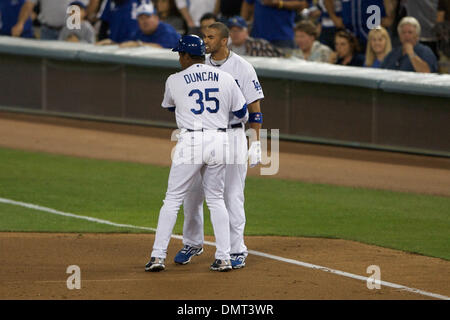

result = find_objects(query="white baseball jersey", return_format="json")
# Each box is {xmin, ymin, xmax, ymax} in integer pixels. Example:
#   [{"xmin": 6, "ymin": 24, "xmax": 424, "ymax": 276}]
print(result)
[
  {"xmin": 162, "ymin": 63, "xmax": 247, "ymax": 130},
  {"xmin": 206, "ymin": 52, "xmax": 264, "ymax": 125},
  {"xmin": 181, "ymin": 53, "xmax": 262, "ymax": 256}
]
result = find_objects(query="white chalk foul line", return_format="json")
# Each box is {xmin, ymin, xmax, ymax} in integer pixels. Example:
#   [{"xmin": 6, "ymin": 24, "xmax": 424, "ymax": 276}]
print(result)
[{"xmin": 1, "ymin": 196, "xmax": 448, "ymax": 300}]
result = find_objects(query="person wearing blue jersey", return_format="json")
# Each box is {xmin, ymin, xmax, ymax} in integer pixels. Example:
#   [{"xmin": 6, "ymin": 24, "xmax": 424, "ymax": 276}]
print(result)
[
  {"xmin": 0, "ymin": 0, "xmax": 34, "ymax": 38},
  {"xmin": 241, "ymin": 0, "xmax": 309, "ymax": 49},
  {"xmin": 97, "ymin": 0, "xmax": 150, "ymax": 45},
  {"xmin": 119, "ymin": 3, "xmax": 180, "ymax": 48},
  {"xmin": 324, "ymin": 0, "xmax": 394, "ymax": 52}
]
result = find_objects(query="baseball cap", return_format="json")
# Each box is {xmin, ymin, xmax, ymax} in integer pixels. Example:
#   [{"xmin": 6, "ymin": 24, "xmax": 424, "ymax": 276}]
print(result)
[
  {"xmin": 136, "ymin": 3, "xmax": 156, "ymax": 17},
  {"xmin": 227, "ymin": 16, "xmax": 247, "ymax": 29},
  {"xmin": 172, "ymin": 35, "xmax": 206, "ymax": 56},
  {"xmin": 68, "ymin": 1, "xmax": 87, "ymax": 9}
]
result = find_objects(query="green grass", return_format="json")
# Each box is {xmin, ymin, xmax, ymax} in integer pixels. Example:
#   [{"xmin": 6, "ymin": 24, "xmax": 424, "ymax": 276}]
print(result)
[{"xmin": 0, "ymin": 147, "xmax": 449, "ymax": 260}]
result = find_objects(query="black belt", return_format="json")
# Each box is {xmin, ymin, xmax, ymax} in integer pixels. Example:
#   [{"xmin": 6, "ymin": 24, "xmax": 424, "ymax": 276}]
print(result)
[
  {"xmin": 186, "ymin": 128, "xmax": 226, "ymax": 132},
  {"xmin": 42, "ymin": 24, "xmax": 63, "ymax": 31},
  {"xmin": 230, "ymin": 123, "xmax": 244, "ymax": 129}
]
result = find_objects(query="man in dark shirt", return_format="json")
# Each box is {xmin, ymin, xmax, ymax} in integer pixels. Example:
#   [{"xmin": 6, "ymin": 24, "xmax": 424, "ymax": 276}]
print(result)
[
  {"xmin": 381, "ymin": 16, "xmax": 438, "ymax": 73},
  {"xmin": 119, "ymin": 3, "xmax": 180, "ymax": 48}
]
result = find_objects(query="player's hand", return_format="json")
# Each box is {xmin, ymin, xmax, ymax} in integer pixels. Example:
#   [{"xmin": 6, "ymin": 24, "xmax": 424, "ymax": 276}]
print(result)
[
  {"xmin": 11, "ymin": 23, "xmax": 24, "ymax": 37},
  {"xmin": 248, "ymin": 141, "xmax": 262, "ymax": 168}
]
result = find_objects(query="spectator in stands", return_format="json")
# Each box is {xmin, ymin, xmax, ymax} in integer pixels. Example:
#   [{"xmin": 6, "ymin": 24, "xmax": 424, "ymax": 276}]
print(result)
[
  {"xmin": 241, "ymin": 0, "xmax": 309, "ymax": 49},
  {"xmin": 292, "ymin": 20, "xmax": 332, "ymax": 62},
  {"xmin": 324, "ymin": 0, "xmax": 394, "ymax": 53},
  {"xmin": 0, "ymin": 0, "xmax": 34, "ymax": 38},
  {"xmin": 227, "ymin": 15, "xmax": 285, "ymax": 57},
  {"xmin": 175, "ymin": 0, "xmax": 219, "ymax": 35},
  {"xmin": 97, "ymin": 0, "xmax": 149, "ymax": 45},
  {"xmin": 119, "ymin": 3, "xmax": 180, "ymax": 48},
  {"xmin": 153, "ymin": 0, "xmax": 185, "ymax": 35},
  {"xmin": 316, "ymin": 0, "xmax": 342, "ymax": 50},
  {"xmin": 59, "ymin": 1, "xmax": 96, "ymax": 43},
  {"xmin": 12, "ymin": 0, "xmax": 75, "ymax": 40},
  {"xmin": 200, "ymin": 13, "xmax": 218, "ymax": 37},
  {"xmin": 329, "ymin": 29, "xmax": 365, "ymax": 67},
  {"xmin": 436, "ymin": 0, "xmax": 450, "ymax": 73},
  {"xmin": 404, "ymin": 0, "xmax": 439, "ymax": 59},
  {"xmin": 364, "ymin": 26, "xmax": 392, "ymax": 68},
  {"xmin": 381, "ymin": 17, "xmax": 438, "ymax": 73}
]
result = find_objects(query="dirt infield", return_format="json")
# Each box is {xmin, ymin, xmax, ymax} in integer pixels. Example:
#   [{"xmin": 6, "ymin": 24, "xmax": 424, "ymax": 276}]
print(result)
[
  {"xmin": 0, "ymin": 111, "xmax": 449, "ymax": 300},
  {"xmin": 0, "ymin": 112, "xmax": 449, "ymax": 196},
  {"xmin": 1, "ymin": 233, "xmax": 449, "ymax": 300}
]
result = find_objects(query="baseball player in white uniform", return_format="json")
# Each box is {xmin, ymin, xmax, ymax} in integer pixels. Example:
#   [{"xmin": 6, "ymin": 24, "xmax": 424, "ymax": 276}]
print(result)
[
  {"xmin": 173, "ymin": 22, "xmax": 264, "ymax": 269},
  {"xmin": 145, "ymin": 34, "xmax": 248, "ymax": 272}
]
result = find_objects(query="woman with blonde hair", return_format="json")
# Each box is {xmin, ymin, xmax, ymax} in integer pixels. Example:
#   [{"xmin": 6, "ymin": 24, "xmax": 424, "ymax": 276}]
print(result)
[{"xmin": 365, "ymin": 26, "xmax": 392, "ymax": 68}]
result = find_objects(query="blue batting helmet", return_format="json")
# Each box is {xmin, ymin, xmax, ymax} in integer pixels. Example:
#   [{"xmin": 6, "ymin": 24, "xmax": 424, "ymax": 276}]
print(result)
[{"xmin": 172, "ymin": 35, "xmax": 206, "ymax": 56}]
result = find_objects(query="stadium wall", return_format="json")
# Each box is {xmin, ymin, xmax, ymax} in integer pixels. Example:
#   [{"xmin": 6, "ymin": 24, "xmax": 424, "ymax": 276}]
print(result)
[{"xmin": 0, "ymin": 37, "xmax": 449, "ymax": 157}]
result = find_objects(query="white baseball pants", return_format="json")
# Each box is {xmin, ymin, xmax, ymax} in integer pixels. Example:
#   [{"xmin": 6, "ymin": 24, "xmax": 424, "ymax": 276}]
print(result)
[
  {"xmin": 182, "ymin": 127, "xmax": 248, "ymax": 256},
  {"xmin": 151, "ymin": 130, "xmax": 231, "ymax": 260}
]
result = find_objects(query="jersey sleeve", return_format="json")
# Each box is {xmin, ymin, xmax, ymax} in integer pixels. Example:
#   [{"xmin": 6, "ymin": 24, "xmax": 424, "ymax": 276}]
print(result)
[
  {"xmin": 241, "ymin": 63, "xmax": 264, "ymax": 104},
  {"xmin": 161, "ymin": 77, "xmax": 175, "ymax": 108},
  {"xmin": 230, "ymin": 77, "xmax": 248, "ymax": 116}
]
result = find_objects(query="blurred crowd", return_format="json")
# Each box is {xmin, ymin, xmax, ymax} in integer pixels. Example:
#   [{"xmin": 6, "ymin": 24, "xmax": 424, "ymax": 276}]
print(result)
[{"xmin": 0, "ymin": 0, "xmax": 449, "ymax": 73}]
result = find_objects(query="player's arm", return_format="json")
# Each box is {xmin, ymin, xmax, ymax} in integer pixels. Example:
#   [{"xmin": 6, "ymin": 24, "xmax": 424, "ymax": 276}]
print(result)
[
  {"xmin": 232, "ymin": 103, "xmax": 248, "ymax": 120},
  {"xmin": 248, "ymin": 100, "xmax": 262, "ymax": 141},
  {"xmin": 162, "ymin": 77, "xmax": 176, "ymax": 112},
  {"xmin": 230, "ymin": 78, "xmax": 248, "ymax": 120},
  {"xmin": 247, "ymin": 99, "xmax": 263, "ymax": 167},
  {"xmin": 247, "ymin": 99, "xmax": 263, "ymax": 168},
  {"xmin": 324, "ymin": 0, "xmax": 344, "ymax": 28},
  {"xmin": 11, "ymin": 0, "xmax": 35, "ymax": 37}
]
